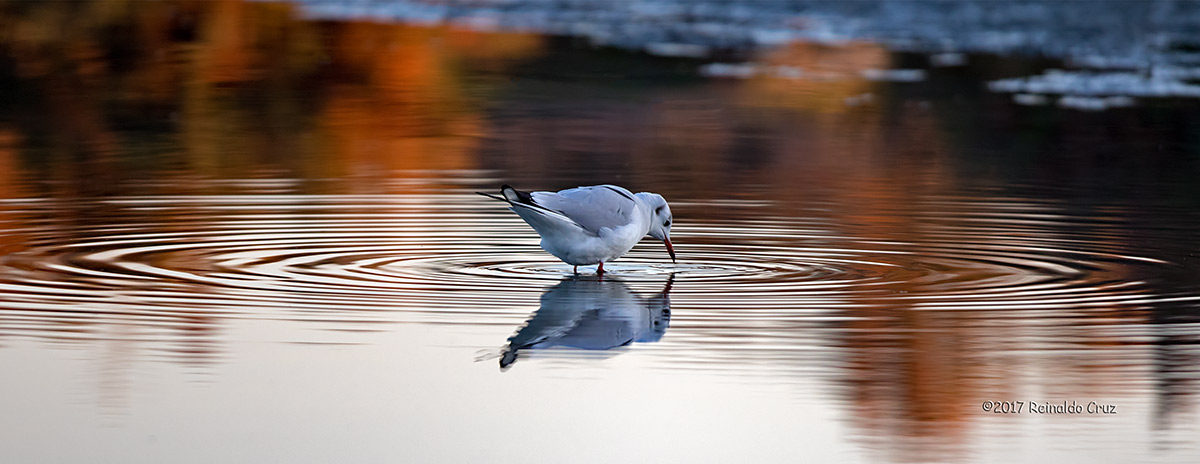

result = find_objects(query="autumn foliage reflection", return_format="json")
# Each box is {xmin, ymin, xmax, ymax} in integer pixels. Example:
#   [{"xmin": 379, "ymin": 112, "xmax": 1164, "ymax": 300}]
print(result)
[{"xmin": 0, "ymin": 0, "xmax": 541, "ymax": 193}]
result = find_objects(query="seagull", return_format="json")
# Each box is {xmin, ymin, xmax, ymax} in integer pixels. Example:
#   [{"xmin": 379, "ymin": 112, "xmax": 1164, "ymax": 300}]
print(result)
[
  {"xmin": 499, "ymin": 274, "xmax": 673, "ymax": 369},
  {"xmin": 478, "ymin": 184, "xmax": 675, "ymax": 274}
]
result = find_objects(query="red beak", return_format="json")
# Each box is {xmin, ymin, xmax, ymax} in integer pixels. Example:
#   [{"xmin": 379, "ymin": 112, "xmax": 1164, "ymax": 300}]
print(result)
[{"xmin": 664, "ymin": 238, "xmax": 676, "ymax": 263}]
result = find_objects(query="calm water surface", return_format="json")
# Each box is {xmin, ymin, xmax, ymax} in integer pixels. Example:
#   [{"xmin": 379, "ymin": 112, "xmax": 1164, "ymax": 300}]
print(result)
[{"xmin": 1, "ymin": 2, "xmax": 1199, "ymax": 463}]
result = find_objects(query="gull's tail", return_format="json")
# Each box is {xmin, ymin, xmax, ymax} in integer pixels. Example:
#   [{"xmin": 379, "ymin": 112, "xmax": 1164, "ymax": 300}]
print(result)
[
  {"xmin": 477, "ymin": 185, "xmax": 554, "ymax": 215},
  {"xmin": 476, "ymin": 184, "xmax": 585, "ymax": 234},
  {"xmin": 476, "ymin": 184, "xmax": 531, "ymax": 204},
  {"xmin": 476, "ymin": 191, "xmax": 505, "ymax": 202}
]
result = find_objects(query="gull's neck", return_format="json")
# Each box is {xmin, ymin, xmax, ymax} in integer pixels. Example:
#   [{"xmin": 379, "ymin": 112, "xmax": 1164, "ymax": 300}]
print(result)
[{"xmin": 633, "ymin": 192, "xmax": 654, "ymax": 234}]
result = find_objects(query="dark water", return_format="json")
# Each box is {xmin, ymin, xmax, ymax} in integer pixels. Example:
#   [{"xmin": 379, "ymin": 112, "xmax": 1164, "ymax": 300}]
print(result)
[{"xmin": 1, "ymin": 2, "xmax": 1199, "ymax": 463}]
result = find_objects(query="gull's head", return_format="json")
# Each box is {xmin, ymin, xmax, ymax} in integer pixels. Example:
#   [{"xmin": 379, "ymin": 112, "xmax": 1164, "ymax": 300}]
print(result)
[{"xmin": 636, "ymin": 192, "xmax": 675, "ymax": 263}]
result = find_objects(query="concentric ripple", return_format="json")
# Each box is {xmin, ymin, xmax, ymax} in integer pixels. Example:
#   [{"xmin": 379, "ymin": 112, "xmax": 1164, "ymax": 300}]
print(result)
[{"xmin": 0, "ymin": 190, "xmax": 1197, "ymax": 333}]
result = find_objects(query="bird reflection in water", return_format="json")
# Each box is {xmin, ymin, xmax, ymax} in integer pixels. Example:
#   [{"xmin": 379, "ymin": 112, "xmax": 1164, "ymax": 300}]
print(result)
[{"xmin": 500, "ymin": 275, "xmax": 673, "ymax": 369}]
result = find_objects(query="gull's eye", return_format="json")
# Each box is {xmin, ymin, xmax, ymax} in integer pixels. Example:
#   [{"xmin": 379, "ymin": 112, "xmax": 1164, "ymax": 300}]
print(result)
[
  {"xmin": 663, "ymin": 220, "xmax": 671, "ymax": 227},
  {"xmin": 655, "ymin": 206, "xmax": 664, "ymax": 215}
]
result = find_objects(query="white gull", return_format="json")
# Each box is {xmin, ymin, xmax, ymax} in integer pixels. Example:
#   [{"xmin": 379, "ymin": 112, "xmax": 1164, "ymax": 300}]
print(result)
[{"xmin": 478, "ymin": 184, "xmax": 675, "ymax": 274}]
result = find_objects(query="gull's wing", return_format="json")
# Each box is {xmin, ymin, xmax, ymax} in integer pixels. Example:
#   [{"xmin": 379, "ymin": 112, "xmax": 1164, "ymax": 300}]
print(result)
[{"xmin": 531, "ymin": 185, "xmax": 639, "ymax": 236}]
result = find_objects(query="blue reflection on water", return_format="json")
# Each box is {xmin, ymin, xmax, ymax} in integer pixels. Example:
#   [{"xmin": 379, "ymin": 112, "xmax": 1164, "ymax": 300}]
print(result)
[{"xmin": 500, "ymin": 275, "xmax": 673, "ymax": 369}]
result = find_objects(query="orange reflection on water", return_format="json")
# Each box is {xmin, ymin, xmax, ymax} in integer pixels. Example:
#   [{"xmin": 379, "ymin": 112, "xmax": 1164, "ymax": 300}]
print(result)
[
  {"xmin": 0, "ymin": 128, "xmax": 29, "ymax": 256},
  {"xmin": 314, "ymin": 23, "xmax": 541, "ymax": 190},
  {"xmin": 0, "ymin": 0, "xmax": 544, "ymax": 191},
  {"xmin": 737, "ymin": 41, "xmax": 889, "ymax": 114}
]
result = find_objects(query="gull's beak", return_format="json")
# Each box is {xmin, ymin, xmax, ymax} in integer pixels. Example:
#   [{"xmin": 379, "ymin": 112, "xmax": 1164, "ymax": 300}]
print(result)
[{"xmin": 664, "ymin": 237, "xmax": 676, "ymax": 263}]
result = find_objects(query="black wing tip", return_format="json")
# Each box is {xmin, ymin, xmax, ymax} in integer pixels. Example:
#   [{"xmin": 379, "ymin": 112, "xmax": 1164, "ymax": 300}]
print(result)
[
  {"xmin": 476, "ymin": 191, "xmax": 506, "ymax": 202},
  {"xmin": 500, "ymin": 184, "xmax": 534, "ymax": 204},
  {"xmin": 499, "ymin": 349, "xmax": 518, "ymax": 369},
  {"xmin": 479, "ymin": 184, "xmax": 532, "ymax": 205}
]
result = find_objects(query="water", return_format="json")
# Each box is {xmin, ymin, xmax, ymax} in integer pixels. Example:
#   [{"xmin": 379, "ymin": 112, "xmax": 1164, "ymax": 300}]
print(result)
[
  {"xmin": 2, "ymin": 2, "xmax": 1200, "ymax": 463},
  {"xmin": 297, "ymin": 0, "xmax": 1200, "ymax": 103}
]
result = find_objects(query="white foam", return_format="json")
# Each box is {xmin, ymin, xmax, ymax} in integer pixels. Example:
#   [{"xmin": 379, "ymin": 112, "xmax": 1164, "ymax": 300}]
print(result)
[
  {"xmin": 1057, "ymin": 95, "xmax": 1136, "ymax": 111},
  {"xmin": 698, "ymin": 62, "xmax": 761, "ymax": 78},
  {"xmin": 1013, "ymin": 93, "xmax": 1049, "ymax": 106},
  {"xmin": 644, "ymin": 42, "xmax": 711, "ymax": 58},
  {"xmin": 861, "ymin": 68, "xmax": 927, "ymax": 82},
  {"xmin": 990, "ymin": 69, "xmax": 1200, "ymax": 98},
  {"xmin": 930, "ymin": 52, "xmax": 967, "ymax": 67}
]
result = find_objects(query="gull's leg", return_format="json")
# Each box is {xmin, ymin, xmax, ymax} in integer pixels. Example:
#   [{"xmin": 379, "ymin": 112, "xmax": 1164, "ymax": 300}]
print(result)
[
  {"xmin": 597, "ymin": 262, "xmax": 605, "ymax": 275},
  {"xmin": 573, "ymin": 265, "xmax": 578, "ymax": 274}
]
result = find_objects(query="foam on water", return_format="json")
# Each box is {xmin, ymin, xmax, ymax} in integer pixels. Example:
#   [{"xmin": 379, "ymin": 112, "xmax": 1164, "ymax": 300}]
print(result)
[{"xmin": 291, "ymin": 0, "xmax": 1200, "ymax": 105}]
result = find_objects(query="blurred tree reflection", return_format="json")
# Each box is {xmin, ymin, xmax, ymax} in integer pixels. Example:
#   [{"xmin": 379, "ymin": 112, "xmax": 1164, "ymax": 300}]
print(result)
[{"xmin": 0, "ymin": 0, "xmax": 542, "ymax": 194}]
